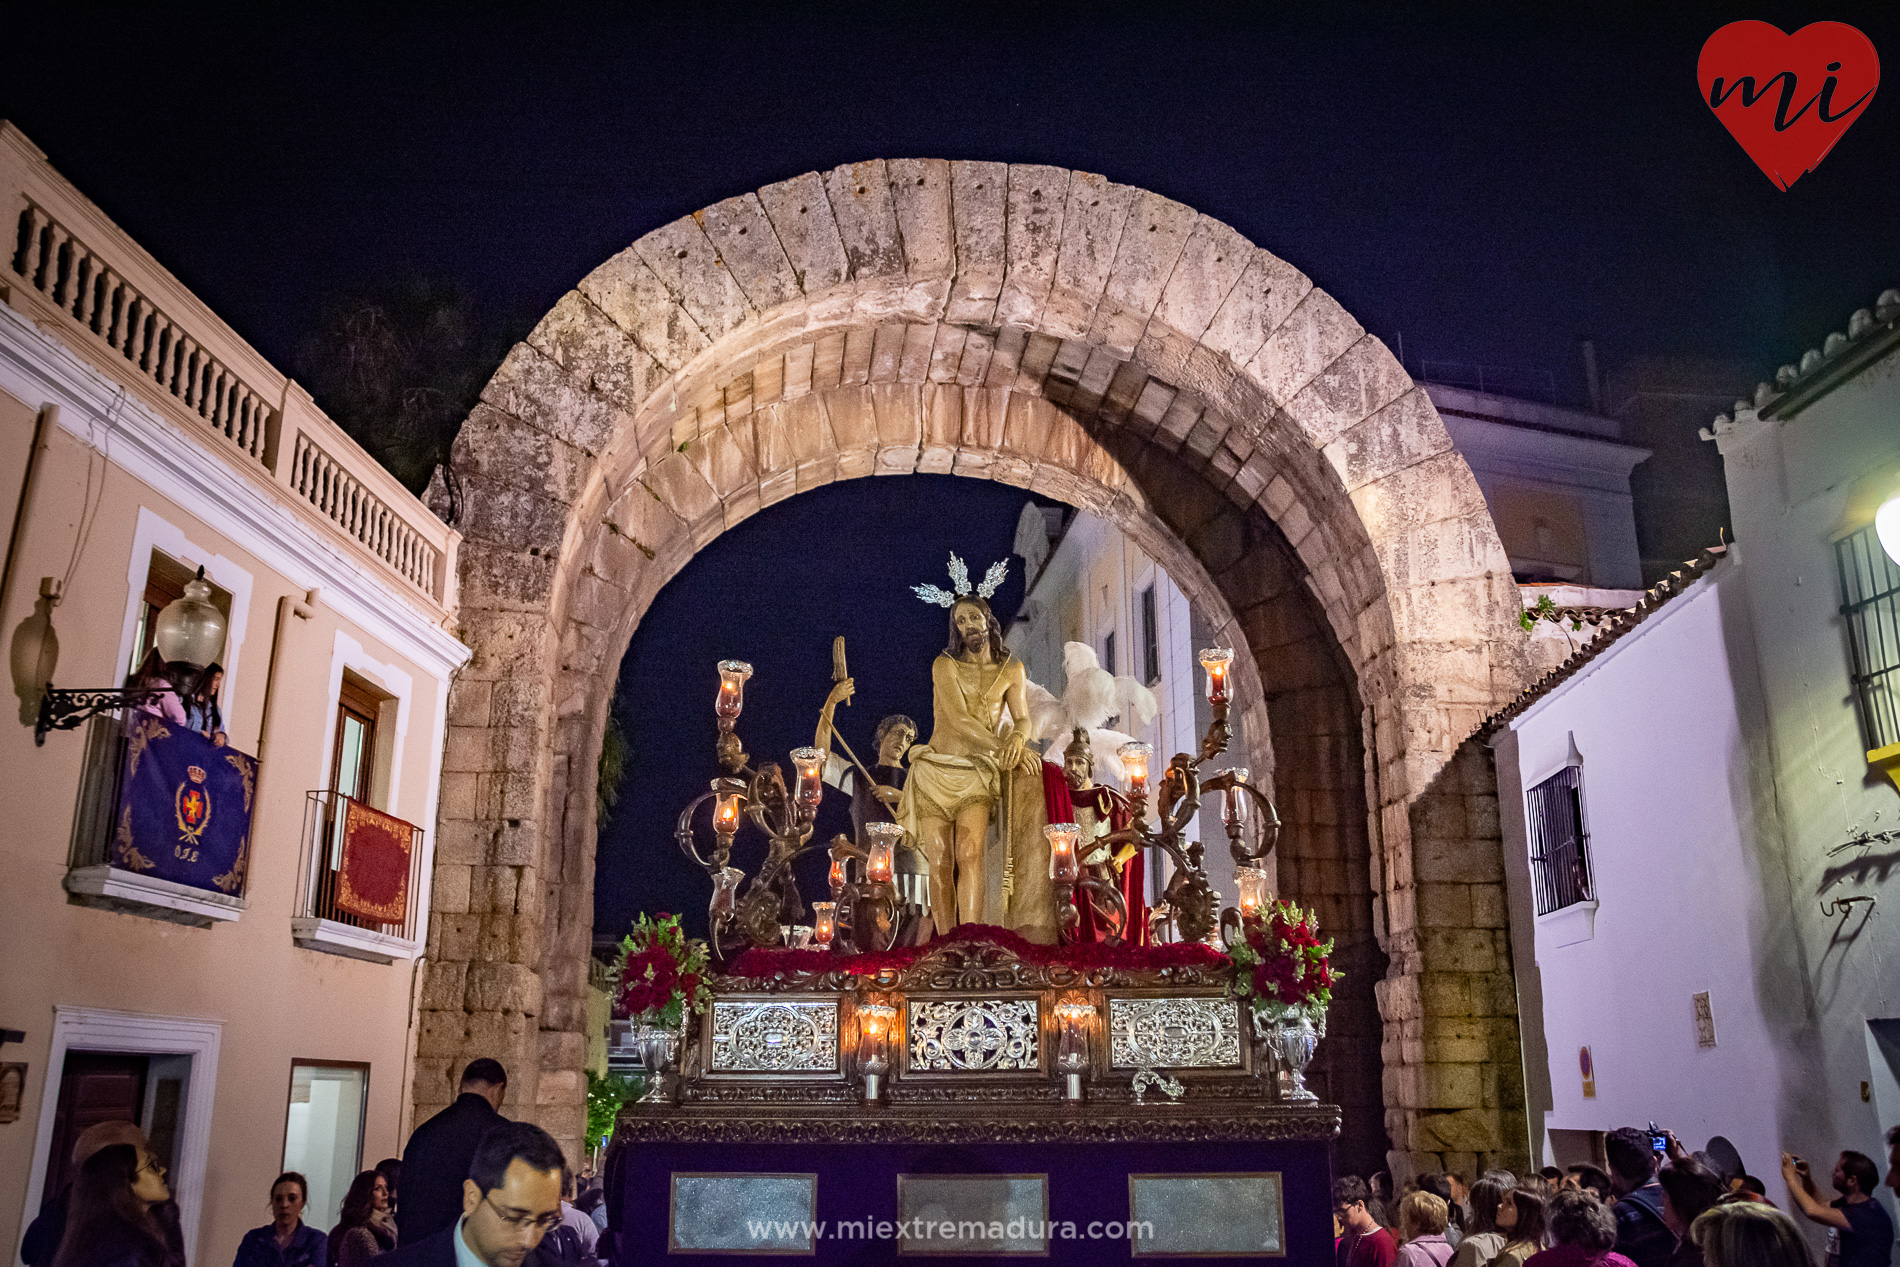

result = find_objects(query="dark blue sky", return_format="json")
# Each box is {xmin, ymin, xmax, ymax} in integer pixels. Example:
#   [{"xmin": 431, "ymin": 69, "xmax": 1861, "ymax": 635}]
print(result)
[
  {"xmin": 599, "ymin": 476, "xmax": 1034, "ymax": 940},
  {"xmin": 7, "ymin": 4, "xmax": 1897, "ymax": 394},
  {"xmin": 7, "ymin": 3, "xmax": 1897, "ymax": 935}
]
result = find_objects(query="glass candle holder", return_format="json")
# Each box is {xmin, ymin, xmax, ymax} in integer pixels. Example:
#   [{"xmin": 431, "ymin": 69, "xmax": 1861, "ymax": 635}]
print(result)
[
  {"xmin": 1199, "ymin": 647, "xmax": 1234, "ymax": 705},
  {"xmin": 865, "ymin": 822, "xmax": 901, "ymax": 883},
  {"xmin": 1118, "ymin": 742, "xmax": 1154, "ymax": 796},
  {"xmin": 790, "ymin": 925, "xmax": 814, "ymax": 949},
  {"xmin": 715, "ymin": 659, "xmax": 754, "ymax": 720},
  {"xmin": 709, "ymin": 866, "xmax": 742, "ymax": 918},
  {"xmin": 1045, "ymin": 822, "xmax": 1081, "ymax": 882},
  {"xmin": 829, "ymin": 855, "xmax": 849, "ymax": 893},
  {"xmin": 857, "ymin": 1002, "xmax": 897, "ymax": 1101},
  {"xmin": 1053, "ymin": 998, "xmax": 1096, "ymax": 1100},
  {"xmin": 1222, "ymin": 767, "xmax": 1251, "ymax": 831},
  {"xmin": 790, "ymin": 746, "xmax": 825, "ymax": 808},
  {"xmin": 811, "ymin": 901, "xmax": 836, "ymax": 946},
  {"xmin": 1235, "ymin": 865, "xmax": 1270, "ymax": 918},
  {"xmin": 715, "ymin": 791, "xmax": 744, "ymax": 835}
]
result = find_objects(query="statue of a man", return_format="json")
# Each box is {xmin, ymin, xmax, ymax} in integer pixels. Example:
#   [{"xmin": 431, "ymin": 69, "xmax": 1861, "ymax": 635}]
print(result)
[{"xmin": 898, "ymin": 593, "xmax": 1053, "ymax": 941}]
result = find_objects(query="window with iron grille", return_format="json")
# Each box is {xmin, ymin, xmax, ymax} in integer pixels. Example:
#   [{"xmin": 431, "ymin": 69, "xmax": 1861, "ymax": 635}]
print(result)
[
  {"xmin": 1836, "ymin": 525, "xmax": 1900, "ymax": 753},
  {"xmin": 1527, "ymin": 764, "xmax": 1593, "ymax": 915},
  {"xmin": 1140, "ymin": 585, "xmax": 1160, "ymax": 684}
]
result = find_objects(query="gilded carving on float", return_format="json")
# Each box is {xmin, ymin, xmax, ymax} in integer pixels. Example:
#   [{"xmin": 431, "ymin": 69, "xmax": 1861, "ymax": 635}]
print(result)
[
  {"xmin": 1108, "ymin": 997, "xmax": 1244, "ymax": 1069},
  {"xmin": 709, "ymin": 1000, "xmax": 840, "ymax": 1073},
  {"xmin": 907, "ymin": 998, "xmax": 1040, "ymax": 1072}
]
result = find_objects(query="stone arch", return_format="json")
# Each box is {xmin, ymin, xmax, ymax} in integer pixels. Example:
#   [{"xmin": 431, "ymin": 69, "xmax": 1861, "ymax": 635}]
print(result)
[{"xmin": 424, "ymin": 160, "xmax": 1532, "ymax": 1178}]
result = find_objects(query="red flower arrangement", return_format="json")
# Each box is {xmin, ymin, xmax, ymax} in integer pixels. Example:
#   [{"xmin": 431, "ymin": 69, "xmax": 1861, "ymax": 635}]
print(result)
[
  {"xmin": 613, "ymin": 912, "xmax": 710, "ymax": 1029},
  {"xmin": 1228, "ymin": 899, "xmax": 1337, "ymax": 1017},
  {"xmin": 726, "ymin": 923, "xmax": 1229, "ymax": 980}
]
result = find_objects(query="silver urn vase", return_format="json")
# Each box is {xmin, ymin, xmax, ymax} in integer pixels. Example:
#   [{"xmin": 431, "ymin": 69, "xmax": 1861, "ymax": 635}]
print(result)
[
  {"xmin": 630, "ymin": 1018, "xmax": 682, "ymax": 1103},
  {"xmin": 1253, "ymin": 1005, "xmax": 1324, "ymax": 1103}
]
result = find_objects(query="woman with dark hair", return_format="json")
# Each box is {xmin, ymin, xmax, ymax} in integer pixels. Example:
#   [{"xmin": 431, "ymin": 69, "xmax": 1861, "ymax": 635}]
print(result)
[
  {"xmin": 1450, "ymin": 1171, "xmax": 1517, "ymax": 1267},
  {"xmin": 1525, "ymin": 1189, "xmax": 1636, "ymax": 1266},
  {"xmin": 234, "ymin": 1173, "xmax": 327, "ymax": 1267},
  {"xmin": 51, "ymin": 1143, "xmax": 171, "ymax": 1267},
  {"xmin": 1495, "ymin": 1190, "xmax": 1549, "ymax": 1267},
  {"xmin": 328, "ymin": 1171, "xmax": 397, "ymax": 1267},
  {"xmin": 183, "ymin": 662, "xmax": 226, "ymax": 744},
  {"xmin": 126, "ymin": 650, "xmax": 188, "ymax": 725},
  {"xmin": 1658, "ymin": 1160, "xmax": 1727, "ymax": 1267}
]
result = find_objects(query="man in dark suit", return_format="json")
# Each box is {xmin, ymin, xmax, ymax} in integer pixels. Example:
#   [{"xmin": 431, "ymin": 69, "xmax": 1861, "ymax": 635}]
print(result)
[
  {"xmin": 379, "ymin": 1121, "xmax": 566, "ymax": 1267},
  {"xmin": 397, "ymin": 1058, "xmax": 508, "ymax": 1243}
]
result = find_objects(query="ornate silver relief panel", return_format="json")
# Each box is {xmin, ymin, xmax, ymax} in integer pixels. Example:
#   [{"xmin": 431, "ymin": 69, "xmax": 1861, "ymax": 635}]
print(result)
[
  {"xmin": 1108, "ymin": 996, "xmax": 1244, "ymax": 1069},
  {"xmin": 709, "ymin": 999, "xmax": 840, "ymax": 1073},
  {"xmin": 907, "ymin": 998, "xmax": 1040, "ymax": 1072}
]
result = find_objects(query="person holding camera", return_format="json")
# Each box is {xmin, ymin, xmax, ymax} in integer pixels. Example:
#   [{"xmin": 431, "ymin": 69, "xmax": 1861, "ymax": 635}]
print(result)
[
  {"xmin": 1779, "ymin": 1149, "xmax": 1892, "ymax": 1267},
  {"xmin": 1604, "ymin": 1128, "xmax": 1673, "ymax": 1267}
]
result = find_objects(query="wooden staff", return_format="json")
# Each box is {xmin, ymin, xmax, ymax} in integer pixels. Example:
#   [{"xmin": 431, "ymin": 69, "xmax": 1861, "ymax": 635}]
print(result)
[{"xmin": 824, "ymin": 635, "xmax": 883, "ymax": 793}]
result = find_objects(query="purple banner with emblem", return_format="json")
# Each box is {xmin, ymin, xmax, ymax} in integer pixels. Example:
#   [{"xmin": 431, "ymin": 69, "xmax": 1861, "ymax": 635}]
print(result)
[{"xmin": 111, "ymin": 712, "xmax": 257, "ymax": 896}]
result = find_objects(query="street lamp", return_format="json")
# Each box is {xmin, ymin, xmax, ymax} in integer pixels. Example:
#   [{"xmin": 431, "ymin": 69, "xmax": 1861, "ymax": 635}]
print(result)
[
  {"xmin": 1877, "ymin": 493, "xmax": 1900, "ymax": 566},
  {"xmin": 35, "ymin": 567, "xmax": 227, "ymax": 744}
]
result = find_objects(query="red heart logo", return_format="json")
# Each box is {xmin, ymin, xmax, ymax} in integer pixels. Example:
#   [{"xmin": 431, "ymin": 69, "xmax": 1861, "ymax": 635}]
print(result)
[{"xmin": 1698, "ymin": 21, "xmax": 1880, "ymax": 190}]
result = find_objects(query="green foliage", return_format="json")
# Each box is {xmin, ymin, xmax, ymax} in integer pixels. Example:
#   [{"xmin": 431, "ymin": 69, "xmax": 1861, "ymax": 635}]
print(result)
[
  {"xmin": 597, "ymin": 711, "xmax": 628, "ymax": 827},
  {"xmin": 1518, "ymin": 593, "xmax": 1558, "ymax": 632},
  {"xmin": 295, "ymin": 277, "xmax": 517, "ymax": 495},
  {"xmin": 585, "ymin": 1070, "xmax": 639, "ymax": 1152}
]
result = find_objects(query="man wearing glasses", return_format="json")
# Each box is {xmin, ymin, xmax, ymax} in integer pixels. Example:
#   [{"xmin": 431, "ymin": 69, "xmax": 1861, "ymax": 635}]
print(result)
[{"xmin": 379, "ymin": 1121, "xmax": 568, "ymax": 1267}]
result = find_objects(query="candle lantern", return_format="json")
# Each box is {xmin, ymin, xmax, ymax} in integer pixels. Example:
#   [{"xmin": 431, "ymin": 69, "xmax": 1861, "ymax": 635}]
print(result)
[
  {"xmin": 864, "ymin": 822, "xmax": 901, "ymax": 884},
  {"xmin": 857, "ymin": 1002, "xmax": 898, "ymax": 1102},
  {"xmin": 709, "ymin": 866, "xmax": 742, "ymax": 918},
  {"xmin": 790, "ymin": 746, "xmax": 825, "ymax": 809},
  {"xmin": 1118, "ymin": 742, "xmax": 1154, "ymax": 797},
  {"xmin": 1222, "ymin": 767, "xmax": 1251, "ymax": 831},
  {"xmin": 1235, "ymin": 865, "xmax": 1269, "ymax": 919},
  {"xmin": 714, "ymin": 791, "xmax": 744, "ymax": 836},
  {"xmin": 811, "ymin": 901, "xmax": 837, "ymax": 947},
  {"xmin": 828, "ymin": 855, "xmax": 849, "ymax": 893},
  {"xmin": 790, "ymin": 925, "xmax": 814, "ymax": 949},
  {"xmin": 1199, "ymin": 646, "xmax": 1234, "ymax": 705},
  {"xmin": 1045, "ymin": 823, "xmax": 1081, "ymax": 882},
  {"xmin": 1053, "ymin": 999, "xmax": 1097, "ymax": 1101},
  {"xmin": 715, "ymin": 659, "xmax": 753, "ymax": 721}
]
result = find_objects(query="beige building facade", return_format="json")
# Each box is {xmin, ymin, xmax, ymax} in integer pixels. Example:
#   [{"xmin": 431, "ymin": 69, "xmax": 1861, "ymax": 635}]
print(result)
[{"xmin": 0, "ymin": 124, "xmax": 467, "ymax": 1264}]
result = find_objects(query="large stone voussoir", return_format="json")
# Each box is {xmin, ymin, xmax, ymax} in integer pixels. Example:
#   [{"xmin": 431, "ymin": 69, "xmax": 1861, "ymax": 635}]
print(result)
[
  {"xmin": 482, "ymin": 343, "xmax": 631, "ymax": 458},
  {"xmin": 527, "ymin": 291, "xmax": 670, "ymax": 414},
  {"xmin": 1247, "ymin": 287, "xmax": 1365, "ymax": 408},
  {"xmin": 1289, "ymin": 335, "xmax": 1415, "ymax": 451},
  {"xmin": 697, "ymin": 193, "xmax": 802, "ymax": 313},
  {"xmin": 633, "ymin": 214, "xmax": 755, "ymax": 343}
]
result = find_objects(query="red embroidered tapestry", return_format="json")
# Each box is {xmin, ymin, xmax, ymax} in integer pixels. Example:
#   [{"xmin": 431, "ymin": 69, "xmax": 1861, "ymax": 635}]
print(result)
[{"xmin": 335, "ymin": 798, "xmax": 412, "ymax": 924}]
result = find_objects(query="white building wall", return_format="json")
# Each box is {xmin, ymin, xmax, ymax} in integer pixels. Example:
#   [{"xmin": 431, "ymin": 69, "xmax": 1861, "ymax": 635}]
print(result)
[
  {"xmin": 1711, "ymin": 342, "xmax": 1900, "ymax": 1183},
  {"xmin": 1492, "ymin": 561, "xmax": 1800, "ymax": 1197},
  {"xmin": 1008, "ymin": 507, "xmax": 1213, "ymax": 903}
]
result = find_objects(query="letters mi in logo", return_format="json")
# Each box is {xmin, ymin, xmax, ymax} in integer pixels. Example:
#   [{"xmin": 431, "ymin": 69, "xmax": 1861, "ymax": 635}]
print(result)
[{"xmin": 176, "ymin": 765, "xmax": 211, "ymax": 846}]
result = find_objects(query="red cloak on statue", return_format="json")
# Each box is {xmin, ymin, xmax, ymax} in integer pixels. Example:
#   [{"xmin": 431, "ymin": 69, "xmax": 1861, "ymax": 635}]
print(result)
[{"xmin": 1040, "ymin": 761, "xmax": 1147, "ymax": 945}]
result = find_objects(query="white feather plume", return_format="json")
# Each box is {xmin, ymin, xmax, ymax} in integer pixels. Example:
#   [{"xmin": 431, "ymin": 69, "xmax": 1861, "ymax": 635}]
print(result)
[{"xmin": 1022, "ymin": 641, "xmax": 1163, "ymax": 789}]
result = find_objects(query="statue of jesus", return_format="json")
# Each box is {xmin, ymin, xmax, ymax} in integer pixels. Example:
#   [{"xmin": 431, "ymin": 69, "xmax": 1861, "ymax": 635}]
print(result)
[{"xmin": 899, "ymin": 558, "xmax": 1055, "ymax": 943}]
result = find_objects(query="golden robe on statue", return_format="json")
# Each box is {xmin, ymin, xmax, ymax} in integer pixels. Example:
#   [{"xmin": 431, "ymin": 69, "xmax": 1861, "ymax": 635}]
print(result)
[{"xmin": 899, "ymin": 649, "xmax": 1055, "ymax": 945}]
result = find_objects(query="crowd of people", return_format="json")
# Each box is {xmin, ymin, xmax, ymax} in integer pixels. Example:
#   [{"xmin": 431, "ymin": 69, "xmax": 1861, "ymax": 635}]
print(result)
[
  {"xmin": 20, "ymin": 1061, "xmax": 609, "ymax": 1267},
  {"xmin": 20, "ymin": 1064, "xmax": 1900, "ymax": 1267},
  {"xmin": 1335, "ymin": 1124, "xmax": 1900, "ymax": 1267}
]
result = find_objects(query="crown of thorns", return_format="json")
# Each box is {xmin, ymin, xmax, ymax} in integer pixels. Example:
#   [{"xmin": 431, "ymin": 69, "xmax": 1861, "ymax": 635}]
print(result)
[{"xmin": 912, "ymin": 552, "xmax": 1008, "ymax": 607}]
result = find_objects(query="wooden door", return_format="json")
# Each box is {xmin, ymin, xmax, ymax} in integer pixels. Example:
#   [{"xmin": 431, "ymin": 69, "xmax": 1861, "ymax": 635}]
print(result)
[{"xmin": 43, "ymin": 1052, "xmax": 148, "ymax": 1203}]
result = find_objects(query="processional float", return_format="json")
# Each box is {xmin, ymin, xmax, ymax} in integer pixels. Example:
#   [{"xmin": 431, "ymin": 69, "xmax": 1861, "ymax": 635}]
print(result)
[{"xmin": 611, "ymin": 566, "xmax": 1344, "ymax": 1261}]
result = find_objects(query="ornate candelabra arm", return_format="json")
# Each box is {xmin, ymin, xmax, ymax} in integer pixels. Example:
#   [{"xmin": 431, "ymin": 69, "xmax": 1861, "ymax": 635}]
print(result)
[
  {"xmin": 674, "ymin": 792, "xmax": 720, "ymax": 870},
  {"xmin": 1238, "ymin": 781, "xmax": 1281, "ymax": 862},
  {"xmin": 1198, "ymin": 701, "xmax": 1231, "ymax": 764}
]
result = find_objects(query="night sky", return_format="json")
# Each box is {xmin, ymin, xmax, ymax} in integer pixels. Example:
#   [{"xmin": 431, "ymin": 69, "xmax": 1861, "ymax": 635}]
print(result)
[{"xmin": 7, "ymin": 4, "xmax": 1897, "ymax": 936}]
